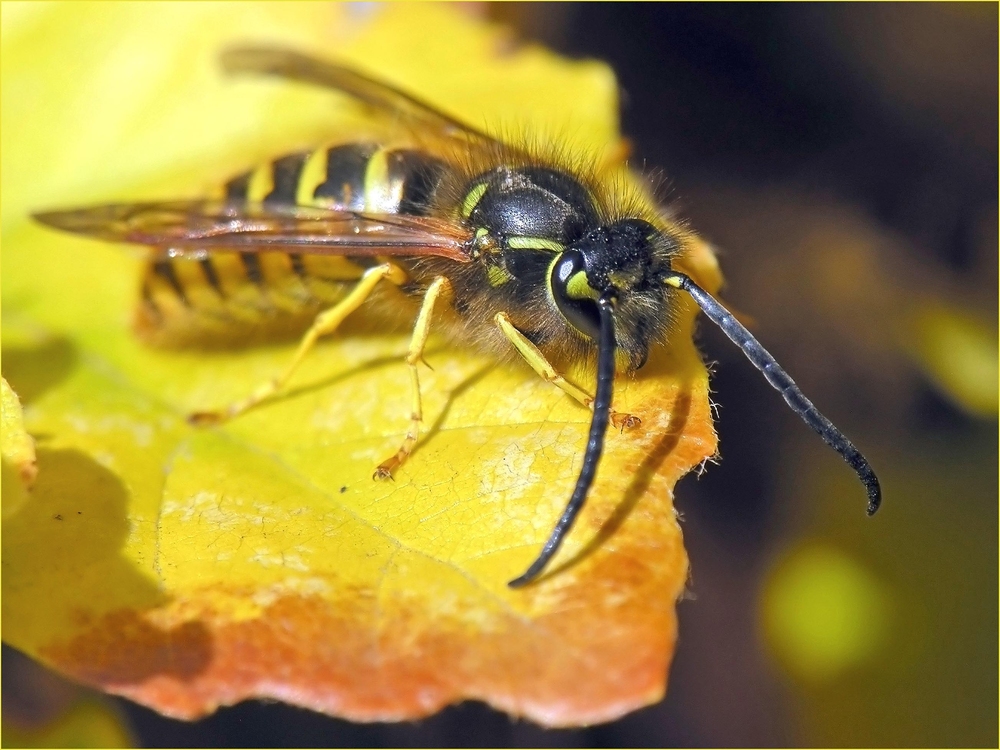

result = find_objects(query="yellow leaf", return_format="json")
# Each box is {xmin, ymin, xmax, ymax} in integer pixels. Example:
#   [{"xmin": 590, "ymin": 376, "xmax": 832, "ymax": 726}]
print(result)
[
  {"xmin": 2, "ymin": 3, "xmax": 719, "ymax": 726},
  {"xmin": 1, "ymin": 377, "xmax": 37, "ymax": 518}
]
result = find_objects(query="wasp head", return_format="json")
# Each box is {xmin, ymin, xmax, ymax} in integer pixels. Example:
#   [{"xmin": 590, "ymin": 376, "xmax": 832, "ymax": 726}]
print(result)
[{"xmin": 550, "ymin": 218, "xmax": 679, "ymax": 371}]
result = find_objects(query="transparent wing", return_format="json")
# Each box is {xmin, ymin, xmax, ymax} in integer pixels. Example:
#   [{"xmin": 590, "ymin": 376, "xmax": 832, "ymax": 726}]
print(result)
[
  {"xmin": 34, "ymin": 201, "xmax": 474, "ymax": 262},
  {"xmin": 221, "ymin": 46, "xmax": 500, "ymax": 146}
]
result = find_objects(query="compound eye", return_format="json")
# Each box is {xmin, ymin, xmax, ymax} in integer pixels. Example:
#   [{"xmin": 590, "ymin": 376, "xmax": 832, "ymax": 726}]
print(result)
[{"xmin": 550, "ymin": 250, "xmax": 601, "ymax": 340}]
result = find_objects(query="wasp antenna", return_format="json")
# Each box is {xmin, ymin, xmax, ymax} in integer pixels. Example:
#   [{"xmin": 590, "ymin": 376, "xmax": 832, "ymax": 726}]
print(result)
[
  {"xmin": 509, "ymin": 295, "xmax": 618, "ymax": 588},
  {"xmin": 664, "ymin": 271, "xmax": 881, "ymax": 515}
]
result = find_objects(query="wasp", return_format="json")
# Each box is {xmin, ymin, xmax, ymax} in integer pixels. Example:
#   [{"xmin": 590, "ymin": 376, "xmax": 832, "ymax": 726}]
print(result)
[{"xmin": 35, "ymin": 47, "xmax": 881, "ymax": 587}]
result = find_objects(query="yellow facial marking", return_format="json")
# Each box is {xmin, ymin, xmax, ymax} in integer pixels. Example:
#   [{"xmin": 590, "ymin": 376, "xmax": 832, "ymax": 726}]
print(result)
[
  {"xmin": 663, "ymin": 275, "xmax": 683, "ymax": 289},
  {"xmin": 566, "ymin": 271, "xmax": 599, "ymax": 301},
  {"xmin": 506, "ymin": 236, "xmax": 565, "ymax": 253}
]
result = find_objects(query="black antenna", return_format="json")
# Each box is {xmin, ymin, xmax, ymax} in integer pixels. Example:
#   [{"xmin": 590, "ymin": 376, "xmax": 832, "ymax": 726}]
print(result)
[
  {"xmin": 664, "ymin": 271, "xmax": 881, "ymax": 515},
  {"xmin": 508, "ymin": 295, "xmax": 618, "ymax": 588}
]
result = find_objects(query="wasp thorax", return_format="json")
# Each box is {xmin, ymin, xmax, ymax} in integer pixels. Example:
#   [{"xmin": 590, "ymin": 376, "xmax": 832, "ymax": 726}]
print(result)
[{"xmin": 463, "ymin": 166, "xmax": 600, "ymax": 251}]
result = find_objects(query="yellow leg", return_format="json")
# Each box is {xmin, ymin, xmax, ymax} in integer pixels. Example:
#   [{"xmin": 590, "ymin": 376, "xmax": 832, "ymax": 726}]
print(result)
[
  {"xmin": 494, "ymin": 312, "xmax": 640, "ymax": 429},
  {"xmin": 189, "ymin": 263, "xmax": 406, "ymax": 425},
  {"xmin": 374, "ymin": 276, "xmax": 452, "ymax": 480}
]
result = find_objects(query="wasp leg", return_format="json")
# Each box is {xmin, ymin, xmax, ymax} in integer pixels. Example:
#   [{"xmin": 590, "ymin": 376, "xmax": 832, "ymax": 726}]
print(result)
[
  {"xmin": 189, "ymin": 262, "xmax": 407, "ymax": 425},
  {"xmin": 374, "ymin": 276, "xmax": 452, "ymax": 480},
  {"xmin": 494, "ymin": 312, "xmax": 640, "ymax": 429}
]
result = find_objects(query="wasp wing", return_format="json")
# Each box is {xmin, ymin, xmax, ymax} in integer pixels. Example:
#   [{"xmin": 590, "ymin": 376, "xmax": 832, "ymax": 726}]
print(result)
[
  {"xmin": 34, "ymin": 201, "xmax": 474, "ymax": 262},
  {"xmin": 220, "ymin": 46, "xmax": 501, "ymax": 147}
]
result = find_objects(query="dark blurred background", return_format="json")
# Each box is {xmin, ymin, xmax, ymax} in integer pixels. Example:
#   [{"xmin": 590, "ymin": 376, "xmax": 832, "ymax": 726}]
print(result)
[{"xmin": 4, "ymin": 3, "xmax": 996, "ymax": 747}]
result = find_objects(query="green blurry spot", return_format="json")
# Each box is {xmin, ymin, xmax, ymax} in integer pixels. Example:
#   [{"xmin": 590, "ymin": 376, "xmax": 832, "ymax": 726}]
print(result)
[
  {"xmin": 909, "ymin": 303, "xmax": 998, "ymax": 418},
  {"xmin": 761, "ymin": 544, "xmax": 889, "ymax": 683}
]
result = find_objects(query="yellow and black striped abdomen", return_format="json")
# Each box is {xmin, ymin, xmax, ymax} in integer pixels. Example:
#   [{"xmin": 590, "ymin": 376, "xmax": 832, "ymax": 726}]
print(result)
[
  {"xmin": 136, "ymin": 250, "xmax": 369, "ymax": 348},
  {"xmin": 224, "ymin": 142, "xmax": 452, "ymax": 215},
  {"xmin": 136, "ymin": 142, "xmax": 457, "ymax": 347}
]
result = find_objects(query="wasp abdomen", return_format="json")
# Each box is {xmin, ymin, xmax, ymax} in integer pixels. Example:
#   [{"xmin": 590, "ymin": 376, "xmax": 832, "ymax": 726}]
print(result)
[
  {"xmin": 225, "ymin": 142, "xmax": 452, "ymax": 217},
  {"xmin": 138, "ymin": 142, "xmax": 456, "ymax": 344},
  {"xmin": 136, "ymin": 250, "xmax": 371, "ymax": 346},
  {"xmin": 312, "ymin": 143, "xmax": 379, "ymax": 210}
]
